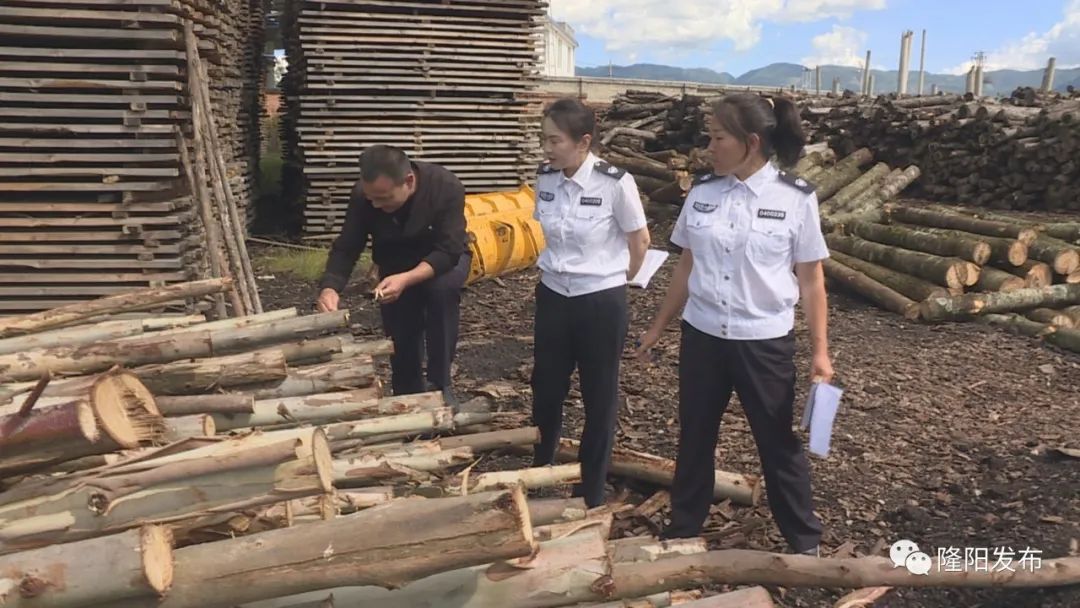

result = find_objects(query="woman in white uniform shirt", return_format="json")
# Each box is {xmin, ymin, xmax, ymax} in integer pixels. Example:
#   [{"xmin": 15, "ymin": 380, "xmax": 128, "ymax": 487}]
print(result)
[
  {"xmin": 635, "ymin": 93, "xmax": 833, "ymax": 554},
  {"xmin": 531, "ymin": 98, "xmax": 651, "ymax": 508}
]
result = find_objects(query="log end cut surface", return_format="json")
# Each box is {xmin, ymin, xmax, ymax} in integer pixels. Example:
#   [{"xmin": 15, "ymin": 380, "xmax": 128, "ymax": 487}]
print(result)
[
  {"xmin": 93, "ymin": 371, "xmax": 161, "ymax": 448},
  {"xmin": 141, "ymin": 525, "xmax": 175, "ymax": 594},
  {"xmin": 309, "ymin": 428, "xmax": 335, "ymax": 493}
]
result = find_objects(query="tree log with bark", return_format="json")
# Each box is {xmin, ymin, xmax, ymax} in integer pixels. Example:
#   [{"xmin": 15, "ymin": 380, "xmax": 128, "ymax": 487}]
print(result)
[
  {"xmin": 826, "ymin": 234, "xmax": 978, "ymax": 289},
  {"xmin": 823, "ymin": 258, "xmax": 920, "ymax": 319},
  {"xmin": 826, "ymin": 251, "xmax": 951, "ymax": 301},
  {"xmin": 920, "ymin": 284, "xmax": 1080, "ymax": 321},
  {"xmin": 0, "ymin": 370, "xmax": 162, "ymax": 478}
]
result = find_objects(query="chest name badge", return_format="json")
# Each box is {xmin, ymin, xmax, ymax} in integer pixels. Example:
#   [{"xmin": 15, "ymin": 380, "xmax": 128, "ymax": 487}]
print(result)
[
  {"xmin": 539, "ymin": 191, "xmax": 555, "ymax": 201},
  {"xmin": 692, "ymin": 201, "xmax": 717, "ymax": 213},
  {"xmin": 757, "ymin": 209, "xmax": 786, "ymax": 220},
  {"xmin": 580, "ymin": 197, "xmax": 602, "ymax": 206}
]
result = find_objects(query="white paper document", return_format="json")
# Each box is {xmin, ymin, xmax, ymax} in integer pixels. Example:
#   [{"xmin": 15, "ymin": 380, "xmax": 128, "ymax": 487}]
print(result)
[
  {"xmin": 800, "ymin": 382, "xmax": 843, "ymax": 458},
  {"xmin": 628, "ymin": 249, "xmax": 670, "ymax": 289}
]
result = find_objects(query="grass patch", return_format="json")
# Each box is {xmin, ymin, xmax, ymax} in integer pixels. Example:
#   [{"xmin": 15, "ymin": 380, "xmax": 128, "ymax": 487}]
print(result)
[{"xmin": 256, "ymin": 246, "xmax": 371, "ymax": 283}]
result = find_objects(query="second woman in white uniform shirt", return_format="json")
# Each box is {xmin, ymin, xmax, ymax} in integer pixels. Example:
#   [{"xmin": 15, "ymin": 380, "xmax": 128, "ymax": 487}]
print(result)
[
  {"xmin": 636, "ymin": 93, "xmax": 833, "ymax": 555},
  {"xmin": 531, "ymin": 97, "xmax": 650, "ymax": 508}
]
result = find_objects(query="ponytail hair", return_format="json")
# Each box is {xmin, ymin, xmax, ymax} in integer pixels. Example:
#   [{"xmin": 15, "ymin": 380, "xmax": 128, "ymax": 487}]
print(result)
[{"xmin": 710, "ymin": 93, "xmax": 806, "ymax": 167}]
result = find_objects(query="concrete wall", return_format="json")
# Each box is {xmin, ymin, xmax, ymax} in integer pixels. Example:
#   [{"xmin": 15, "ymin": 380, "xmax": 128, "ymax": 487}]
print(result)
[{"xmin": 537, "ymin": 75, "xmax": 796, "ymax": 103}]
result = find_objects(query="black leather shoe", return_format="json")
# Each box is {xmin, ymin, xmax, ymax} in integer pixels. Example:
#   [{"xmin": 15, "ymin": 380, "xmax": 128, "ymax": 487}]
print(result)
[{"xmin": 440, "ymin": 387, "xmax": 460, "ymax": 413}]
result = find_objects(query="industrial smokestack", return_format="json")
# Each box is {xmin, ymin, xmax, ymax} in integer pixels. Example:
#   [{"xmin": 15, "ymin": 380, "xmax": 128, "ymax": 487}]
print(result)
[
  {"xmin": 917, "ymin": 30, "xmax": 927, "ymax": 96},
  {"xmin": 1042, "ymin": 57, "xmax": 1057, "ymax": 92},
  {"xmin": 862, "ymin": 50, "xmax": 872, "ymax": 96},
  {"xmin": 898, "ymin": 30, "xmax": 913, "ymax": 95}
]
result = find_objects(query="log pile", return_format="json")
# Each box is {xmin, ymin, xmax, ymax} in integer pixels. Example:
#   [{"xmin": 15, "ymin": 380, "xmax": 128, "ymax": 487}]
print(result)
[
  {"xmin": 801, "ymin": 93, "xmax": 1080, "ymax": 211},
  {"xmin": 0, "ymin": 0, "xmax": 263, "ymax": 315},
  {"xmin": 281, "ymin": 0, "xmax": 545, "ymax": 238},
  {"xmin": 3, "ymin": 280, "xmax": 1079, "ymax": 606},
  {"xmin": 821, "ymin": 201, "xmax": 1080, "ymax": 352},
  {"xmin": 595, "ymin": 92, "xmax": 710, "ymax": 206}
]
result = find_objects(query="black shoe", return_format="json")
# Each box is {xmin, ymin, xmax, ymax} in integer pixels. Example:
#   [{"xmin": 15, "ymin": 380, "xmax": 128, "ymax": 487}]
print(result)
[
  {"xmin": 658, "ymin": 527, "xmax": 697, "ymax": 541},
  {"xmin": 440, "ymin": 387, "xmax": 460, "ymax": 413}
]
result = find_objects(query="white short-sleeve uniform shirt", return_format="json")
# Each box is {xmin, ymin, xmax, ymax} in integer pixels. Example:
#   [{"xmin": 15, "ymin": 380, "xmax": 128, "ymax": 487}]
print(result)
[
  {"xmin": 670, "ymin": 161, "xmax": 828, "ymax": 340},
  {"xmin": 534, "ymin": 152, "xmax": 648, "ymax": 297}
]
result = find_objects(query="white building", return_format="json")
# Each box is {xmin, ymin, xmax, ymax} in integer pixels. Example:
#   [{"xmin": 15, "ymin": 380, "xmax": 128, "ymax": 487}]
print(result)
[{"xmin": 540, "ymin": 14, "xmax": 577, "ymax": 78}]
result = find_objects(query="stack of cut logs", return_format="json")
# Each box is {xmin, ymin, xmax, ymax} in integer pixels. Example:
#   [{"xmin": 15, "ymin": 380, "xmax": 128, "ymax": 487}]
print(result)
[
  {"xmin": 596, "ymin": 91, "xmax": 711, "ymax": 206},
  {"xmin": 801, "ymin": 93, "xmax": 1080, "ymax": 211},
  {"xmin": 2, "ymin": 279, "xmax": 1077, "ymax": 606},
  {"xmin": 796, "ymin": 149, "xmax": 1080, "ymax": 352}
]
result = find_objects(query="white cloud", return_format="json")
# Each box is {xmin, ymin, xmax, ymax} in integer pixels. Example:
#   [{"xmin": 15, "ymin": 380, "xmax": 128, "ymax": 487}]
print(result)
[
  {"xmin": 549, "ymin": 0, "xmax": 886, "ymax": 58},
  {"xmin": 946, "ymin": 0, "xmax": 1080, "ymax": 73},
  {"xmin": 801, "ymin": 25, "xmax": 868, "ymax": 67}
]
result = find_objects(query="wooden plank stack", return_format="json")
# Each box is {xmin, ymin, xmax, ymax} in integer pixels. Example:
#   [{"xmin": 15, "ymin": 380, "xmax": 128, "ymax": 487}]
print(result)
[
  {"xmin": 0, "ymin": 0, "xmax": 264, "ymax": 315},
  {"xmin": 2, "ymin": 280, "xmax": 1078, "ymax": 606},
  {"xmin": 281, "ymin": 0, "xmax": 546, "ymax": 237}
]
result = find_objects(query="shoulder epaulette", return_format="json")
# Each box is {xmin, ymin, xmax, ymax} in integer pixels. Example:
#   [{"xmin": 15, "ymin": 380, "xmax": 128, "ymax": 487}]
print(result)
[
  {"xmin": 537, "ymin": 162, "xmax": 557, "ymax": 175},
  {"xmin": 594, "ymin": 160, "xmax": 626, "ymax": 179},
  {"xmin": 778, "ymin": 169, "xmax": 816, "ymax": 194},
  {"xmin": 692, "ymin": 172, "xmax": 718, "ymax": 186}
]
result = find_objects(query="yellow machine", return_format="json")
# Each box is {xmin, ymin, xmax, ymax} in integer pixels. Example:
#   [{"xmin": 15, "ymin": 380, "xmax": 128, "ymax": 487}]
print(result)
[{"xmin": 463, "ymin": 186, "xmax": 545, "ymax": 285}]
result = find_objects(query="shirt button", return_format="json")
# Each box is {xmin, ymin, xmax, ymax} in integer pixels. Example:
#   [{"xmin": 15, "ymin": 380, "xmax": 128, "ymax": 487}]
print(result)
[
  {"xmin": 724, "ymin": 275, "xmax": 730, "ymax": 281},
  {"xmin": 730, "ymin": 223, "xmax": 735, "ymax": 228},
  {"xmin": 722, "ymin": 300, "xmax": 727, "ymax": 306},
  {"xmin": 725, "ymin": 247, "xmax": 731, "ymax": 253}
]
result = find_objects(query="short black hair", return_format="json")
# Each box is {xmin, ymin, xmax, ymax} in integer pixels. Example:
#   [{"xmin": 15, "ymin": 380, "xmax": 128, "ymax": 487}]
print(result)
[
  {"xmin": 359, "ymin": 145, "xmax": 412, "ymax": 184},
  {"xmin": 543, "ymin": 97, "xmax": 596, "ymax": 143}
]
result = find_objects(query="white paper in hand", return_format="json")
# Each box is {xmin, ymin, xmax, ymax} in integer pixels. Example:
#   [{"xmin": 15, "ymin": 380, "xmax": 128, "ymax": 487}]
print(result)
[
  {"xmin": 800, "ymin": 382, "xmax": 843, "ymax": 458},
  {"xmin": 628, "ymin": 249, "xmax": 669, "ymax": 289}
]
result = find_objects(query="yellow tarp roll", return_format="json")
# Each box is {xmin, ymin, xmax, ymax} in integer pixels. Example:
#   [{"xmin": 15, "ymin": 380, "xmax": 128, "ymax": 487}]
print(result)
[{"xmin": 463, "ymin": 186, "xmax": 544, "ymax": 284}]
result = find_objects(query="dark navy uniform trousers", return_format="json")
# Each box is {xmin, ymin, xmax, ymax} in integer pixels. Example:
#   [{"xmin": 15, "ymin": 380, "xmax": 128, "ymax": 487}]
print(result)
[
  {"xmin": 663, "ymin": 320, "xmax": 822, "ymax": 553},
  {"xmin": 530, "ymin": 282, "xmax": 627, "ymax": 508},
  {"xmin": 378, "ymin": 253, "xmax": 470, "ymax": 396}
]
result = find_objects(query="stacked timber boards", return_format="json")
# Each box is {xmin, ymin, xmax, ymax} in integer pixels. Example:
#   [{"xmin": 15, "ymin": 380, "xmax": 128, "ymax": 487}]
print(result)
[
  {"xmin": 0, "ymin": 0, "xmax": 264, "ymax": 314},
  {"xmin": 283, "ymin": 0, "xmax": 546, "ymax": 237}
]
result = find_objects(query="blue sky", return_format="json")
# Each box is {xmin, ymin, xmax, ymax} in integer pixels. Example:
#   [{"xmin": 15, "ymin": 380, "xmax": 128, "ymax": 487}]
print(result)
[{"xmin": 551, "ymin": 0, "xmax": 1078, "ymax": 76}]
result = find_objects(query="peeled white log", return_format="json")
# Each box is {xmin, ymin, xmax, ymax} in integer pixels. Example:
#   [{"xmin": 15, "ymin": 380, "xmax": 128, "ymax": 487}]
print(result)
[
  {"xmin": 237, "ymin": 527, "xmax": 607, "ymax": 608},
  {"xmin": 0, "ymin": 430, "xmax": 333, "ymax": 552},
  {"xmin": 212, "ymin": 385, "xmax": 398, "ymax": 432},
  {"xmin": 248, "ymin": 358, "xmax": 378, "ymax": 400},
  {"xmin": 112, "ymin": 488, "xmax": 535, "ymax": 608},
  {"xmin": 0, "ymin": 278, "xmax": 232, "ymax": 339},
  {"xmin": 0, "ymin": 311, "xmax": 350, "ymax": 383},
  {"xmin": 0, "ymin": 526, "xmax": 173, "ymax": 608},
  {"xmin": 0, "ymin": 315, "xmax": 204, "ymax": 356}
]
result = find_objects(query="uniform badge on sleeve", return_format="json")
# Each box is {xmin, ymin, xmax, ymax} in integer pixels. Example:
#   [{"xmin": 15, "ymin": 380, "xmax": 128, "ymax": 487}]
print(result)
[
  {"xmin": 692, "ymin": 201, "xmax": 717, "ymax": 213},
  {"xmin": 539, "ymin": 191, "xmax": 555, "ymax": 201},
  {"xmin": 757, "ymin": 209, "xmax": 786, "ymax": 220}
]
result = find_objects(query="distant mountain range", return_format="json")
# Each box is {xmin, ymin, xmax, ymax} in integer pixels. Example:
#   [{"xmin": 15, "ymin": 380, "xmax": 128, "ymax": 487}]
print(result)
[{"xmin": 575, "ymin": 62, "xmax": 1080, "ymax": 95}]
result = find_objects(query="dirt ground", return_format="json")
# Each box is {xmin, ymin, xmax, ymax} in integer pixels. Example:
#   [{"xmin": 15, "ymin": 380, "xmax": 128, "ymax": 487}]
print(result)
[{"xmin": 252, "ymin": 215, "xmax": 1079, "ymax": 608}]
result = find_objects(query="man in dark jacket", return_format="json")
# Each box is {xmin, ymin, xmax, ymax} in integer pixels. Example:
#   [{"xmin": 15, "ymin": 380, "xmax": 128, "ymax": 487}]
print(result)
[{"xmin": 317, "ymin": 145, "xmax": 470, "ymax": 404}]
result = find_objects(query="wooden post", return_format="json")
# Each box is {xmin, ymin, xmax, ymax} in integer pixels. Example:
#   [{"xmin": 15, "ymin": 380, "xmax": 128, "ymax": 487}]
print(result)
[
  {"xmin": 832, "ymin": 77, "xmax": 841, "ymax": 95},
  {"xmin": 815, "ymin": 66, "xmax": 821, "ymax": 95}
]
